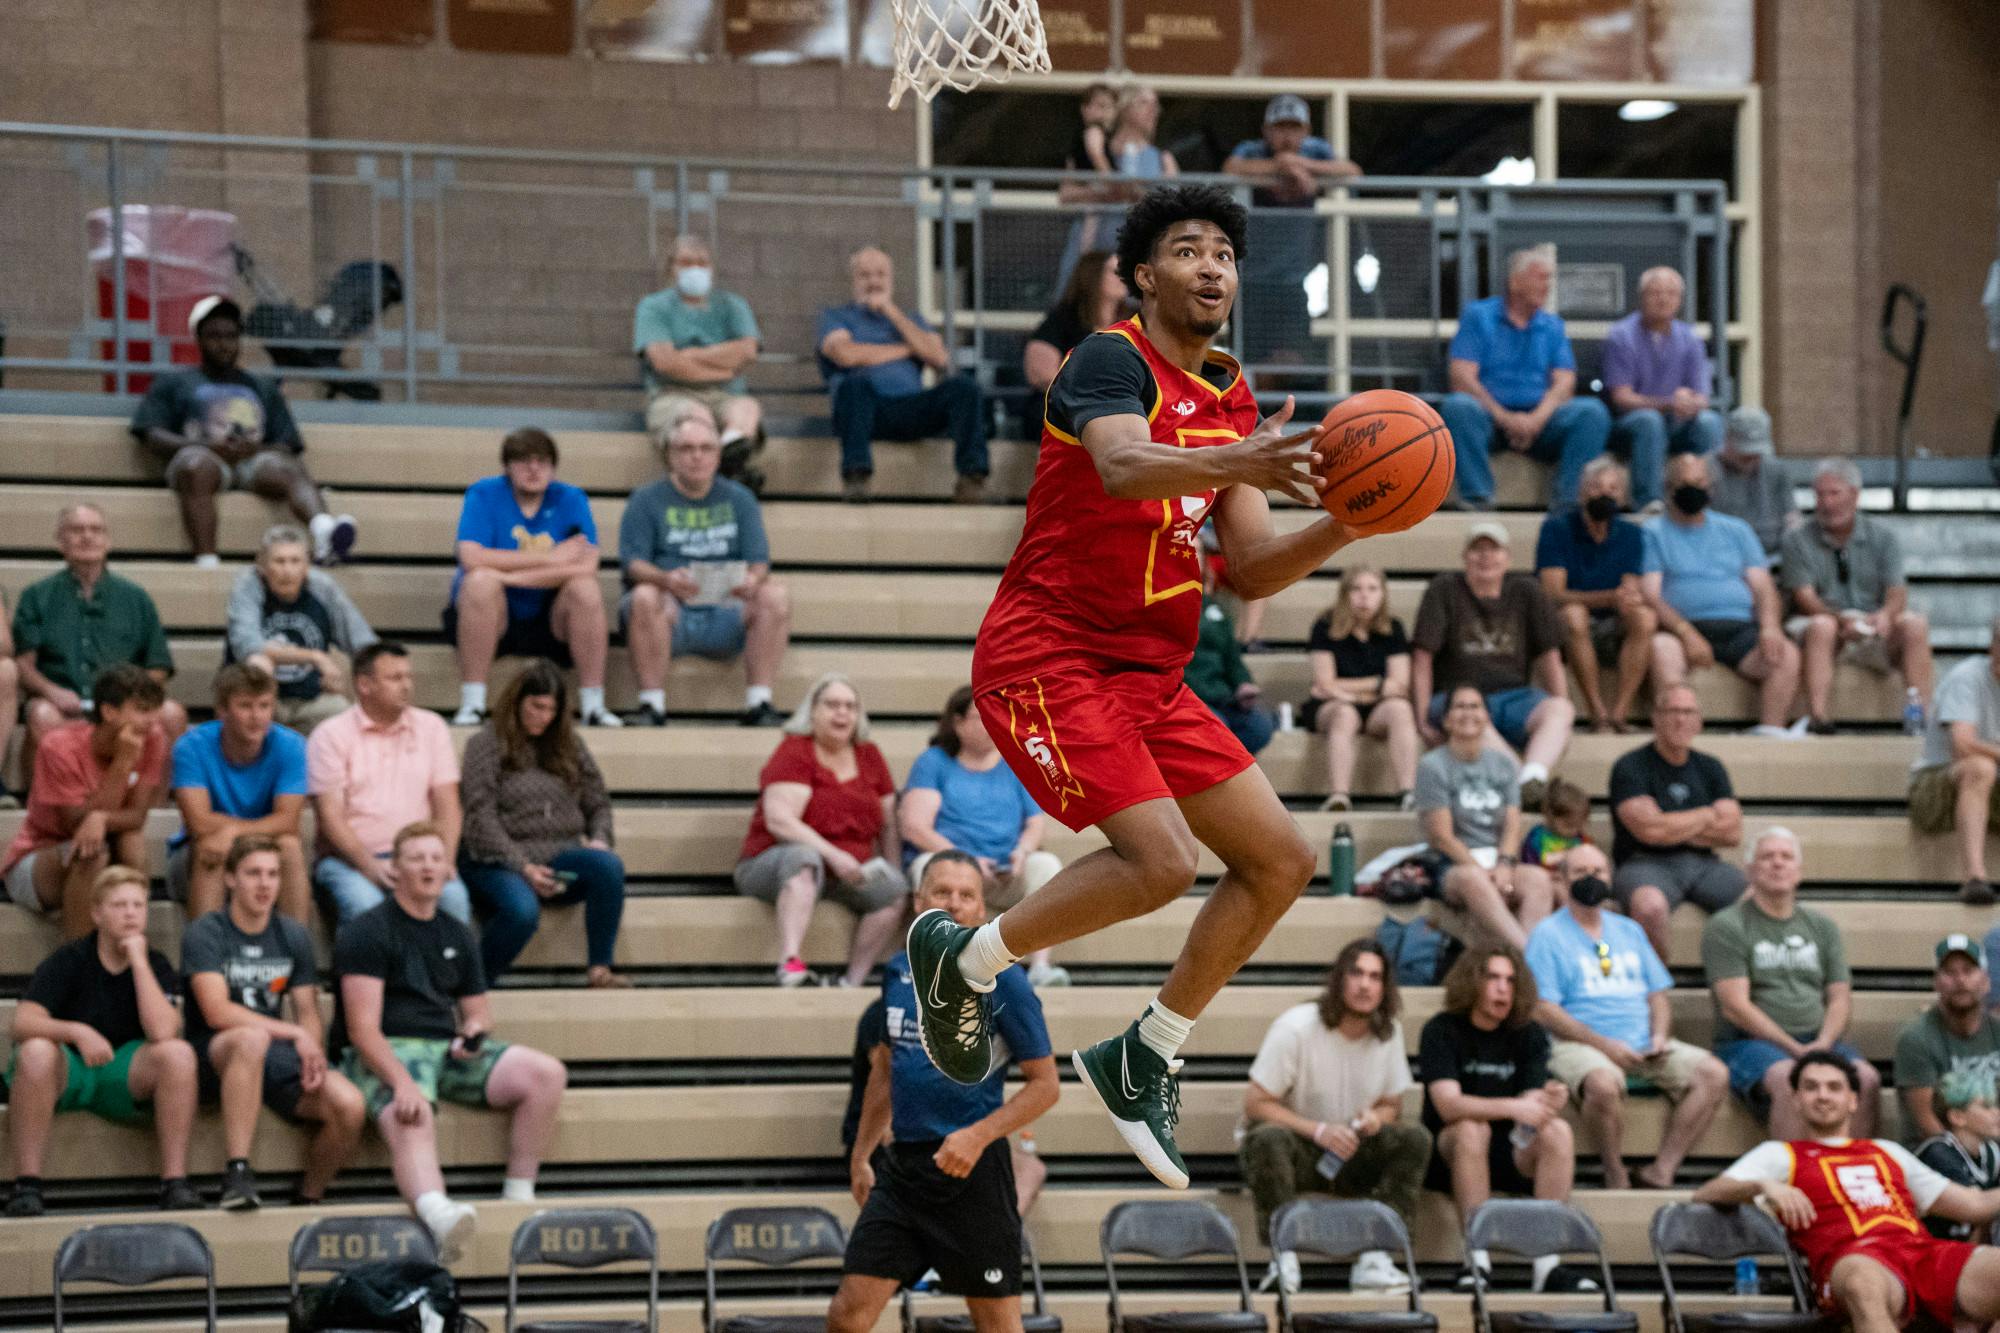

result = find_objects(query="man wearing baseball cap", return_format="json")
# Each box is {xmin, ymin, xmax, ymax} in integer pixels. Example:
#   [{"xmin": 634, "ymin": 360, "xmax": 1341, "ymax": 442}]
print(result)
[
  {"xmin": 1223, "ymin": 95, "xmax": 1361, "ymax": 375},
  {"xmin": 129, "ymin": 295, "xmax": 357, "ymax": 568},
  {"xmin": 1411, "ymin": 519, "xmax": 1574, "ymax": 808},
  {"xmin": 1896, "ymin": 933, "xmax": 2000, "ymax": 1141},
  {"xmin": 1707, "ymin": 407, "xmax": 1797, "ymax": 559}
]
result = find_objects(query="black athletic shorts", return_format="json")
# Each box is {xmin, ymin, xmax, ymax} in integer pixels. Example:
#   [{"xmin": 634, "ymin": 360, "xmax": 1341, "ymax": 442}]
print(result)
[
  {"xmin": 439, "ymin": 601, "xmax": 574, "ymax": 669},
  {"xmin": 1691, "ymin": 618, "xmax": 1761, "ymax": 670},
  {"xmin": 196, "ymin": 1033, "xmax": 307, "ymax": 1118},
  {"xmin": 844, "ymin": 1139, "xmax": 1022, "ymax": 1298},
  {"xmin": 1423, "ymin": 1119, "xmax": 1536, "ymax": 1196}
]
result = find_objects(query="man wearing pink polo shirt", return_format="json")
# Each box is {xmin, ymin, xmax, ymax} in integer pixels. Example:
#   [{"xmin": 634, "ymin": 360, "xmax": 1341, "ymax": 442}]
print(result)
[{"xmin": 306, "ymin": 642, "xmax": 470, "ymax": 923}]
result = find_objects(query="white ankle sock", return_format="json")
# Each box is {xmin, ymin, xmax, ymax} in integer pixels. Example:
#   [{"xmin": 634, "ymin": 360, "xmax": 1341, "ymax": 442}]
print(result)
[
  {"xmin": 1471, "ymin": 1249, "xmax": 1493, "ymax": 1272},
  {"xmin": 459, "ymin": 682, "xmax": 487, "ymax": 714},
  {"xmin": 501, "ymin": 1177, "xmax": 536, "ymax": 1203},
  {"xmin": 1137, "ymin": 997, "xmax": 1196, "ymax": 1062},
  {"xmin": 415, "ymin": 1190, "xmax": 457, "ymax": 1232},
  {"xmin": 638, "ymin": 689, "xmax": 667, "ymax": 713},
  {"xmin": 955, "ymin": 918, "xmax": 1017, "ymax": 988},
  {"xmin": 1531, "ymin": 1254, "xmax": 1559, "ymax": 1288},
  {"xmin": 579, "ymin": 685, "xmax": 607, "ymax": 718},
  {"xmin": 745, "ymin": 685, "xmax": 773, "ymax": 709},
  {"xmin": 1520, "ymin": 761, "xmax": 1549, "ymax": 786}
]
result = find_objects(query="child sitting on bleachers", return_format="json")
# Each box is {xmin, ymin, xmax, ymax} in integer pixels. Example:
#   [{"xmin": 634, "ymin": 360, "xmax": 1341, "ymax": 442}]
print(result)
[{"xmin": 1522, "ymin": 777, "xmax": 1591, "ymax": 870}]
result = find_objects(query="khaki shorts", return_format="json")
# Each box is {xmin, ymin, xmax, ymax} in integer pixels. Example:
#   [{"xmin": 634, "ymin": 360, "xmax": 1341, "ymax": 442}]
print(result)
[
  {"xmin": 5, "ymin": 848, "xmax": 56, "ymax": 912},
  {"xmin": 646, "ymin": 389, "xmax": 733, "ymax": 442},
  {"xmin": 1783, "ymin": 616, "xmax": 1893, "ymax": 672},
  {"xmin": 732, "ymin": 843, "xmax": 908, "ymax": 915},
  {"xmin": 1548, "ymin": 1037, "xmax": 1715, "ymax": 1099},
  {"xmin": 1910, "ymin": 763, "xmax": 2000, "ymax": 836},
  {"xmin": 274, "ymin": 691, "xmax": 352, "ymax": 734}
]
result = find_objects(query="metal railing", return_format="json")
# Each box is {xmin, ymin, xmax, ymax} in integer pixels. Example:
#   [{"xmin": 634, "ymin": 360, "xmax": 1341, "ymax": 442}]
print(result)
[{"xmin": 0, "ymin": 122, "xmax": 1734, "ymax": 412}]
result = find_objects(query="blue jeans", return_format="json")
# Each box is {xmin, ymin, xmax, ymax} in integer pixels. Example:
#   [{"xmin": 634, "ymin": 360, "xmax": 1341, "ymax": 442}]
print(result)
[
  {"xmin": 1612, "ymin": 407, "xmax": 1724, "ymax": 507},
  {"xmin": 832, "ymin": 374, "xmax": 989, "ymax": 480},
  {"xmin": 1440, "ymin": 393, "xmax": 1611, "ymax": 509},
  {"xmin": 1426, "ymin": 685, "xmax": 1551, "ymax": 751},
  {"xmin": 314, "ymin": 855, "xmax": 471, "ymax": 925},
  {"xmin": 461, "ymin": 846, "xmax": 627, "ymax": 979},
  {"xmin": 1208, "ymin": 699, "xmax": 1275, "ymax": 756}
]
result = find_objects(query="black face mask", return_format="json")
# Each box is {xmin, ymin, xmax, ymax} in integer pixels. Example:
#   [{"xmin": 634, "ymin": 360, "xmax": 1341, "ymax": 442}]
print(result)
[
  {"xmin": 1672, "ymin": 484, "xmax": 1711, "ymax": 515},
  {"xmin": 1583, "ymin": 494, "xmax": 1620, "ymax": 523},
  {"xmin": 1569, "ymin": 874, "xmax": 1612, "ymax": 907}
]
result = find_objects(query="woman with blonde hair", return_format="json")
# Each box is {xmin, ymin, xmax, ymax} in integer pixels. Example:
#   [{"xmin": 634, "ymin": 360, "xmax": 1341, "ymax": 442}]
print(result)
[{"xmin": 1302, "ymin": 565, "xmax": 1419, "ymax": 811}]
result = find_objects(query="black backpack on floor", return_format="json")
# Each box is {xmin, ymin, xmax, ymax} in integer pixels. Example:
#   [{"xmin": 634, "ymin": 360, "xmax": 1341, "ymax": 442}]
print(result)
[{"xmin": 288, "ymin": 1257, "xmax": 485, "ymax": 1333}]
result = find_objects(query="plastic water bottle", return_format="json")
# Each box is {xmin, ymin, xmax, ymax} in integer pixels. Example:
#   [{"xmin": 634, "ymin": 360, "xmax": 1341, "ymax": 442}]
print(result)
[
  {"xmin": 1329, "ymin": 823, "xmax": 1356, "ymax": 897},
  {"xmin": 1734, "ymin": 1258, "xmax": 1759, "ymax": 1295},
  {"xmin": 1315, "ymin": 1149, "xmax": 1346, "ymax": 1180},
  {"xmin": 1903, "ymin": 688, "xmax": 1926, "ymax": 736},
  {"xmin": 1509, "ymin": 1123, "xmax": 1537, "ymax": 1151}
]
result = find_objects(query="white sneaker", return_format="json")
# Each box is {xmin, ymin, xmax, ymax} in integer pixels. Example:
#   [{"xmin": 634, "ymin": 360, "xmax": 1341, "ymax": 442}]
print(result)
[
  {"xmin": 1745, "ymin": 723, "xmax": 1791, "ymax": 739},
  {"xmin": 193, "ymin": 553, "xmax": 222, "ymax": 570},
  {"xmin": 427, "ymin": 1200, "xmax": 477, "ymax": 1265},
  {"xmin": 1028, "ymin": 963, "xmax": 1071, "ymax": 988},
  {"xmin": 451, "ymin": 704, "xmax": 486, "ymax": 726},
  {"xmin": 309, "ymin": 512, "xmax": 337, "ymax": 563},
  {"xmin": 582, "ymin": 709, "xmax": 625, "ymax": 728},
  {"xmin": 1258, "ymin": 1251, "xmax": 1302, "ymax": 1295},
  {"xmin": 1350, "ymin": 1249, "xmax": 1411, "ymax": 1294}
]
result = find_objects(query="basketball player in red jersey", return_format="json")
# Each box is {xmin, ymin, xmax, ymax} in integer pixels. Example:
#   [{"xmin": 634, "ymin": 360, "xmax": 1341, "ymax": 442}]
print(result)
[
  {"xmin": 907, "ymin": 183, "xmax": 1361, "ymax": 1189},
  {"xmin": 1696, "ymin": 1051, "xmax": 2000, "ymax": 1333}
]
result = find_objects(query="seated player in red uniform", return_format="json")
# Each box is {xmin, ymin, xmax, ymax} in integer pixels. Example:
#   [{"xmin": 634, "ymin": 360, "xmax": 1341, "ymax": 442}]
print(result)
[
  {"xmin": 1694, "ymin": 1050, "xmax": 2000, "ymax": 1333},
  {"xmin": 906, "ymin": 182, "xmax": 1364, "ymax": 1189}
]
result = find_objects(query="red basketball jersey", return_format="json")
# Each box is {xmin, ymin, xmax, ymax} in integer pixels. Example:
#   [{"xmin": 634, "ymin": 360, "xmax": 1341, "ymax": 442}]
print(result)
[
  {"xmin": 1780, "ymin": 1139, "xmax": 1928, "ymax": 1273},
  {"xmin": 973, "ymin": 316, "xmax": 1260, "ymax": 689}
]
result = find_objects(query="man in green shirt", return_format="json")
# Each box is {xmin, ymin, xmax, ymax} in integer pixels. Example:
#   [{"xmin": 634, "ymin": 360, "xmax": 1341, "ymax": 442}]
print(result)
[
  {"xmin": 1701, "ymin": 825, "xmax": 1879, "ymax": 1139},
  {"xmin": 15, "ymin": 503, "xmax": 185, "ymax": 779},
  {"xmin": 1184, "ymin": 579, "xmax": 1272, "ymax": 756},
  {"xmin": 1895, "ymin": 933, "xmax": 2000, "ymax": 1142},
  {"xmin": 634, "ymin": 234, "xmax": 765, "ymax": 491}
]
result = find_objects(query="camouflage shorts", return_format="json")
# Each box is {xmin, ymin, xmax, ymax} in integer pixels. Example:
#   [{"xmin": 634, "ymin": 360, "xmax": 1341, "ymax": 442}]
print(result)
[
  {"xmin": 343, "ymin": 1036, "xmax": 509, "ymax": 1119},
  {"xmin": 1909, "ymin": 764, "xmax": 2000, "ymax": 836}
]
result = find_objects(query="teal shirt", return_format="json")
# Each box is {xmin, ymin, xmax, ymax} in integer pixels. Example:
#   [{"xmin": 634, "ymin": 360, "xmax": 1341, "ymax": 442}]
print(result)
[
  {"xmin": 12, "ymin": 567, "xmax": 173, "ymax": 695},
  {"xmin": 631, "ymin": 287, "xmax": 761, "ymax": 395},
  {"xmin": 1183, "ymin": 597, "xmax": 1250, "ymax": 708}
]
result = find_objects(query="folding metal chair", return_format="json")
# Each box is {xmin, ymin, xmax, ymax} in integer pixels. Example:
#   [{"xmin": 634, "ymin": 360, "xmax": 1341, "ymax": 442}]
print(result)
[
  {"xmin": 1650, "ymin": 1203, "xmax": 1834, "ymax": 1333},
  {"xmin": 1270, "ymin": 1199, "xmax": 1437, "ymax": 1333},
  {"xmin": 287, "ymin": 1214, "xmax": 439, "ymax": 1306},
  {"xmin": 1102, "ymin": 1200, "xmax": 1269, "ymax": 1333},
  {"xmin": 53, "ymin": 1221, "xmax": 217, "ymax": 1332},
  {"xmin": 1462, "ymin": 1200, "xmax": 1637, "ymax": 1333},
  {"xmin": 506, "ymin": 1206, "xmax": 659, "ymax": 1333},
  {"xmin": 705, "ymin": 1205, "xmax": 848, "ymax": 1333}
]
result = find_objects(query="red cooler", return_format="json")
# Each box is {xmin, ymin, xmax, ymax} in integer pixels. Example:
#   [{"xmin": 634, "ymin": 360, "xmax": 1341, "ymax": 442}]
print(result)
[{"xmin": 87, "ymin": 206, "xmax": 238, "ymax": 392}]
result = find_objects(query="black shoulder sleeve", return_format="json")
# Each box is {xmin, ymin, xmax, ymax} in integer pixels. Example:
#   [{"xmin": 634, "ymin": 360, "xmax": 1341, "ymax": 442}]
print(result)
[{"xmin": 1045, "ymin": 333, "xmax": 1153, "ymax": 442}]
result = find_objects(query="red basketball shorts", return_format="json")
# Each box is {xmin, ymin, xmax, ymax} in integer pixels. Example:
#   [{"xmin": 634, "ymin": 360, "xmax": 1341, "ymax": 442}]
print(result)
[
  {"xmin": 975, "ymin": 664, "xmax": 1255, "ymax": 832},
  {"xmin": 1813, "ymin": 1235, "xmax": 1977, "ymax": 1328}
]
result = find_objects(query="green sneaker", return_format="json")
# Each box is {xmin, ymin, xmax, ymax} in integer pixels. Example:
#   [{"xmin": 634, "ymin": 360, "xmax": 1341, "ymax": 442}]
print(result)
[
  {"xmin": 1071, "ymin": 1019, "xmax": 1189, "ymax": 1189},
  {"xmin": 905, "ymin": 908, "xmax": 996, "ymax": 1085}
]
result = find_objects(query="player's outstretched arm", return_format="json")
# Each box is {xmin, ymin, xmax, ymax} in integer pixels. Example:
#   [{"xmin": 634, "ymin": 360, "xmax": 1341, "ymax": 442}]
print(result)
[
  {"xmin": 1080, "ymin": 395, "xmax": 1328, "ymax": 505},
  {"xmin": 1210, "ymin": 481, "xmax": 1357, "ymax": 600}
]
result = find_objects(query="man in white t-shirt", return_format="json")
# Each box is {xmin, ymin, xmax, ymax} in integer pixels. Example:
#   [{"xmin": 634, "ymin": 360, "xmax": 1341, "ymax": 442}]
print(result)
[{"xmin": 1239, "ymin": 939, "xmax": 1431, "ymax": 1295}]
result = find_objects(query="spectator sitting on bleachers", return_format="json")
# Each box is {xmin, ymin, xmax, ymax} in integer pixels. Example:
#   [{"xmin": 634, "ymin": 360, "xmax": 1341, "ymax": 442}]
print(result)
[
  {"xmin": 1413, "ymin": 522, "xmax": 1573, "ymax": 810},
  {"xmin": 458, "ymin": 659, "xmax": 627, "ymax": 988},
  {"xmin": 1520, "ymin": 777, "xmax": 1590, "ymax": 871},
  {"xmin": 1707, "ymin": 408, "xmax": 1797, "ymax": 559},
  {"xmin": 1415, "ymin": 685, "xmax": 1552, "ymax": 953},
  {"xmin": 1023, "ymin": 250, "xmax": 1129, "ymax": 393},
  {"xmin": 1437, "ymin": 244, "xmax": 1611, "ymax": 512},
  {"xmin": 1418, "ymin": 942, "xmax": 1591, "ymax": 1293},
  {"xmin": 1607, "ymin": 682, "xmax": 1746, "ymax": 960},
  {"xmin": 447, "ymin": 427, "xmax": 621, "ymax": 729},
  {"xmin": 1303, "ymin": 564, "xmax": 1418, "ymax": 813},
  {"xmin": 0, "ymin": 594, "xmax": 19, "ymax": 806},
  {"xmin": 1526, "ymin": 842, "xmax": 1727, "ymax": 1190},
  {"xmin": 16, "ymin": 502, "xmax": 187, "ymax": 782},
  {"xmin": 1239, "ymin": 939, "xmax": 1428, "ymax": 1296},
  {"xmin": 1186, "ymin": 573, "xmax": 1274, "ymax": 757},
  {"xmin": 1602, "ymin": 266, "xmax": 1722, "ymax": 508},
  {"xmin": 334, "ymin": 821, "xmax": 570, "ymax": 1262},
  {"xmin": 1908, "ymin": 620, "xmax": 2000, "ymax": 906},
  {"xmin": 816, "ymin": 246, "xmax": 988, "ymax": 505},
  {"xmin": 227, "ymin": 523, "xmax": 378, "ymax": 734},
  {"xmin": 1702, "ymin": 826, "xmax": 1879, "ymax": 1139},
  {"xmin": 183, "ymin": 834, "xmax": 365, "ymax": 1212},
  {"xmin": 1894, "ymin": 933, "xmax": 2000, "ymax": 1142},
  {"xmin": 635, "ymin": 233, "xmax": 766, "ymax": 490},
  {"xmin": 833, "ymin": 851, "xmax": 1057, "ymax": 1333},
  {"xmin": 169, "ymin": 664, "xmax": 308, "ymax": 923},
  {"xmin": 308, "ymin": 641, "xmax": 471, "ymax": 925},
  {"xmin": 3, "ymin": 665, "xmax": 168, "ymax": 940},
  {"xmin": 1536, "ymin": 458, "xmax": 1653, "ymax": 732},
  {"xmin": 1642, "ymin": 452, "xmax": 1803, "ymax": 737},
  {"xmin": 128, "ymin": 295, "xmax": 358, "ymax": 568},
  {"xmin": 1916, "ymin": 1070, "xmax": 2000, "ymax": 1240},
  {"xmin": 4, "ymin": 865, "xmax": 197, "ymax": 1216},
  {"xmin": 736, "ymin": 673, "xmax": 907, "ymax": 987},
  {"xmin": 900, "ymin": 686, "xmax": 1067, "ymax": 988},
  {"xmin": 618, "ymin": 405, "xmax": 790, "ymax": 728},
  {"xmin": 1783, "ymin": 458, "xmax": 1933, "ymax": 736}
]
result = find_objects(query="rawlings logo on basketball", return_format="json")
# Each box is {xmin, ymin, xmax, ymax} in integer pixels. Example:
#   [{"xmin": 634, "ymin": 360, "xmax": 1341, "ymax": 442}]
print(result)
[
  {"xmin": 1343, "ymin": 476, "xmax": 1398, "ymax": 514},
  {"xmin": 1323, "ymin": 416, "xmax": 1388, "ymax": 468}
]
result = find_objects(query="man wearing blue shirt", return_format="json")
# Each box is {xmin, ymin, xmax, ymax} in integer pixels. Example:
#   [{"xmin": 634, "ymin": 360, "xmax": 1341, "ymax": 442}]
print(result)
[
  {"xmin": 446, "ymin": 429, "xmax": 620, "ymax": 728},
  {"xmin": 169, "ymin": 664, "xmax": 310, "ymax": 923},
  {"xmin": 817, "ymin": 247, "xmax": 988, "ymax": 505},
  {"xmin": 1535, "ymin": 458, "xmax": 1654, "ymax": 731},
  {"xmin": 1641, "ymin": 453, "xmax": 1802, "ymax": 737},
  {"xmin": 1526, "ymin": 843, "xmax": 1726, "ymax": 1190},
  {"xmin": 1440, "ymin": 246, "xmax": 1611, "ymax": 511},
  {"xmin": 831, "ymin": 852, "xmax": 1058, "ymax": 1333}
]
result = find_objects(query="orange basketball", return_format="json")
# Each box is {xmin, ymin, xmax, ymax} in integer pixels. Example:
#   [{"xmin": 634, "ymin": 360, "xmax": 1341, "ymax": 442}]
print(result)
[{"xmin": 1314, "ymin": 390, "xmax": 1454, "ymax": 535}]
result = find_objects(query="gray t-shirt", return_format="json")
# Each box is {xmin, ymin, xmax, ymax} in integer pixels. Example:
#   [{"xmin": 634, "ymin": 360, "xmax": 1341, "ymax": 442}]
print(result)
[
  {"xmin": 1415, "ymin": 745, "xmax": 1520, "ymax": 852},
  {"xmin": 1707, "ymin": 455, "xmax": 1795, "ymax": 557},
  {"xmin": 1916, "ymin": 654, "xmax": 2000, "ymax": 772},
  {"xmin": 1779, "ymin": 514, "xmax": 1904, "ymax": 615},
  {"xmin": 179, "ymin": 909, "xmax": 318, "ymax": 1048},
  {"xmin": 617, "ymin": 475, "xmax": 770, "ymax": 576}
]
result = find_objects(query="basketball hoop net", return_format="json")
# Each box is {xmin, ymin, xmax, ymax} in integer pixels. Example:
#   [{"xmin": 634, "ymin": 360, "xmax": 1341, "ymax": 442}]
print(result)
[{"xmin": 887, "ymin": 0, "xmax": 1052, "ymax": 108}]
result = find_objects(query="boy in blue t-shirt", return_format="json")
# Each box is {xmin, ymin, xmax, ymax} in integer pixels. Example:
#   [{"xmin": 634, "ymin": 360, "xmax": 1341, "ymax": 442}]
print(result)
[
  {"xmin": 168, "ymin": 664, "xmax": 310, "ymax": 921},
  {"xmin": 446, "ymin": 427, "xmax": 621, "ymax": 727},
  {"xmin": 835, "ymin": 852, "xmax": 1057, "ymax": 1327}
]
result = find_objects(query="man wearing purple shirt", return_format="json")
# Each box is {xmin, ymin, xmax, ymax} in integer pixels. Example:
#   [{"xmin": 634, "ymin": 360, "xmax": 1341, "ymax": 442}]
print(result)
[{"xmin": 1603, "ymin": 268, "xmax": 1723, "ymax": 509}]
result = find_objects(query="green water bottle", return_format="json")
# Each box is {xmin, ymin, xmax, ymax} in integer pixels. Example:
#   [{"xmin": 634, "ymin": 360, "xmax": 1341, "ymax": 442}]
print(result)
[{"xmin": 1328, "ymin": 822, "xmax": 1355, "ymax": 896}]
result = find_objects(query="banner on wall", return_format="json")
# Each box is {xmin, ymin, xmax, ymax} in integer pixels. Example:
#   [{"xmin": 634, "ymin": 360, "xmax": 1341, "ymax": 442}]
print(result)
[
  {"xmin": 1122, "ymin": 0, "xmax": 1242, "ymax": 76},
  {"xmin": 723, "ymin": 0, "xmax": 848, "ymax": 62},
  {"xmin": 1513, "ymin": 0, "xmax": 1640, "ymax": 81},
  {"xmin": 311, "ymin": 0, "xmax": 435, "ymax": 44},
  {"xmin": 583, "ymin": 0, "xmax": 715, "ymax": 58},
  {"xmin": 449, "ymin": 0, "xmax": 575, "ymax": 54},
  {"xmin": 1248, "ymin": 0, "xmax": 1370, "ymax": 80}
]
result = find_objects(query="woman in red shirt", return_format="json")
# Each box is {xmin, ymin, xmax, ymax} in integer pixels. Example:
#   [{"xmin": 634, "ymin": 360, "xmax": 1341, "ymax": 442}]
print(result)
[{"xmin": 735, "ymin": 674, "xmax": 906, "ymax": 987}]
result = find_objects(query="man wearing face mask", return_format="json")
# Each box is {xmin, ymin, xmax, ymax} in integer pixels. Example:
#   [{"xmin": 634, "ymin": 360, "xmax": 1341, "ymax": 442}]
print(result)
[
  {"xmin": 1525, "ymin": 842, "xmax": 1727, "ymax": 1190},
  {"xmin": 1536, "ymin": 458, "xmax": 1653, "ymax": 733},
  {"xmin": 634, "ymin": 234, "xmax": 766, "ymax": 492},
  {"xmin": 1641, "ymin": 452, "xmax": 1802, "ymax": 737}
]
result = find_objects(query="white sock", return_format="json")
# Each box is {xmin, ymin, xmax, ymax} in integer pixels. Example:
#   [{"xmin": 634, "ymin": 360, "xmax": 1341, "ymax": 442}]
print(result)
[
  {"xmin": 638, "ymin": 689, "xmax": 667, "ymax": 713},
  {"xmin": 415, "ymin": 1190, "xmax": 458, "ymax": 1232},
  {"xmin": 579, "ymin": 685, "xmax": 607, "ymax": 718},
  {"xmin": 1520, "ymin": 761, "xmax": 1549, "ymax": 786},
  {"xmin": 194, "ymin": 553, "xmax": 221, "ymax": 569},
  {"xmin": 720, "ymin": 428, "xmax": 746, "ymax": 447},
  {"xmin": 745, "ymin": 685, "xmax": 773, "ymax": 709},
  {"xmin": 501, "ymin": 1177, "xmax": 536, "ymax": 1203},
  {"xmin": 1531, "ymin": 1254, "xmax": 1560, "ymax": 1288},
  {"xmin": 459, "ymin": 682, "xmax": 487, "ymax": 714},
  {"xmin": 955, "ymin": 918, "xmax": 1017, "ymax": 988},
  {"xmin": 1137, "ymin": 997, "xmax": 1196, "ymax": 1063},
  {"xmin": 1472, "ymin": 1249, "xmax": 1493, "ymax": 1273}
]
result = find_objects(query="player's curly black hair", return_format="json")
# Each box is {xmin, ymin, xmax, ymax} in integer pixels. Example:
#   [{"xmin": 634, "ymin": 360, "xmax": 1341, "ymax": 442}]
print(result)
[{"xmin": 1114, "ymin": 183, "xmax": 1249, "ymax": 295}]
